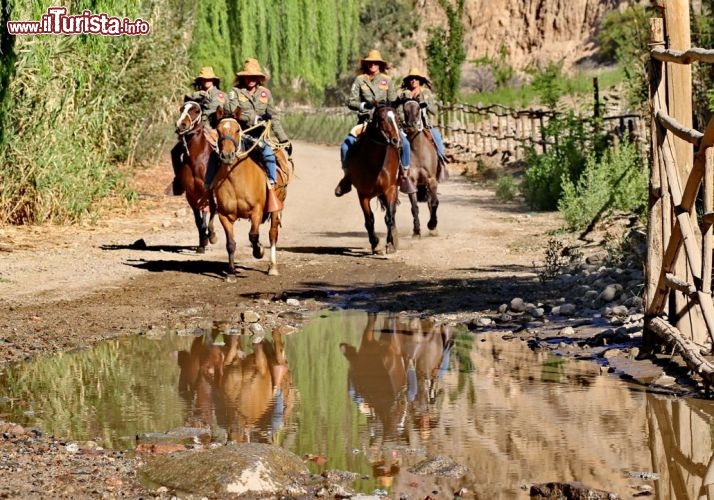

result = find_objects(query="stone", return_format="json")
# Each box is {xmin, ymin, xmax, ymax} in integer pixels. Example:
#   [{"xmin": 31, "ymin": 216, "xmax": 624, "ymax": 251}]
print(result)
[
  {"xmin": 510, "ymin": 298, "xmax": 526, "ymax": 312},
  {"xmin": 241, "ymin": 311, "xmax": 260, "ymax": 323}
]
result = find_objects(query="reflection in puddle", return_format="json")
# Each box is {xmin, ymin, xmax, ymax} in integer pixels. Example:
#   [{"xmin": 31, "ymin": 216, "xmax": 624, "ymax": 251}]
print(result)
[{"xmin": 2, "ymin": 310, "xmax": 714, "ymax": 497}]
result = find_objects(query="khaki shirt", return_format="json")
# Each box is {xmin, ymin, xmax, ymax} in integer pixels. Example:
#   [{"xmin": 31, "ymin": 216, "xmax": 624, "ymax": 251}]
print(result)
[
  {"xmin": 347, "ymin": 72, "xmax": 397, "ymax": 122},
  {"xmin": 188, "ymin": 86, "xmax": 226, "ymax": 128},
  {"xmin": 398, "ymin": 86, "xmax": 438, "ymax": 127},
  {"xmin": 225, "ymin": 85, "xmax": 289, "ymax": 142}
]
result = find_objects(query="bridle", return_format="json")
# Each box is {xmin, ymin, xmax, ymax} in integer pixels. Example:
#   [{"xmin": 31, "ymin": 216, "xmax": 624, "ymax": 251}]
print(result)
[
  {"xmin": 367, "ymin": 106, "xmax": 402, "ymax": 149},
  {"xmin": 216, "ymin": 118, "xmax": 243, "ymax": 164},
  {"xmin": 401, "ymin": 100, "xmax": 424, "ymax": 139},
  {"xmin": 176, "ymin": 101, "xmax": 202, "ymax": 136}
]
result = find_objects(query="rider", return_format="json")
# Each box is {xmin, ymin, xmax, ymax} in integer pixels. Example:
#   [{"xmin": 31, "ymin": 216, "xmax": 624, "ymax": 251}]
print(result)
[
  {"xmin": 223, "ymin": 58, "xmax": 291, "ymax": 212},
  {"xmin": 334, "ymin": 49, "xmax": 416, "ymax": 197},
  {"xmin": 398, "ymin": 67, "xmax": 448, "ymax": 181},
  {"xmin": 169, "ymin": 66, "xmax": 226, "ymax": 195}
]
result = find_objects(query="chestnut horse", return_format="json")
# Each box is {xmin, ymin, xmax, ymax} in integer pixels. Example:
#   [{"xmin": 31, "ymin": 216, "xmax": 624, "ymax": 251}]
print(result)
[
  {"xmin": 212, "ymin": 107, "xmax": 290, "ymax": 276},
  {"xmin": 174, "ymin": 100, "xmax": 218, "ymax": 252},
  {"xmin": 344, "ymin": 103, "xmax": 402, "ymax": 254},
  {"xmin": 401, "ymin": 99, "xmax": 439, "ymax": 235}
]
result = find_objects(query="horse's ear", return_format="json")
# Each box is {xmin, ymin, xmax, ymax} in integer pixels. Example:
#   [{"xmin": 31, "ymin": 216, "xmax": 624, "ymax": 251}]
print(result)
[
  {"xmin": 214, "ymin": 106, "xmax": 224, "ymax": 122},
  {"xmin": 183, "ymin": 94, "xmax": 192, "ymax": 103},
  {"xmin": 232, "ymin": 106, "xmax": 242, "ymax": 121}
]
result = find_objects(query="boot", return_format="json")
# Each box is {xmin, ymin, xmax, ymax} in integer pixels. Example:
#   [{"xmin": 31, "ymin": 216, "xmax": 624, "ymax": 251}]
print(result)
[
  {"xmin": 334, "ymin": 167, "xmax": 352, "ymax": 197},
  {"xmin": 265, "ymin": 183, "xmax": 283, "ymax": 213},
  {"xmin": 399, "ymin": 166, "xmax": 417, "ymax": 194}
]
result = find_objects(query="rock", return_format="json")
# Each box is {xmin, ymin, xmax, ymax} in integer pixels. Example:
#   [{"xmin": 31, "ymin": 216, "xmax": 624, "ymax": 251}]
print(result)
[
  {"xmin": 140, "ymin": 442, "xmax": 309, "ymax": 498},
  {"xmin": 559, "ymin": 326, "xmax": 575, "ymax": 336},
  {"xmin": 498, "ymin": 304, "xmax": 508, "ymax": 314},
  {"xmin": 598, "ymin": 284, "xmax": 623, "ymax": 303},
  {"xmin": 273, "ymin": 324, "xmax": 298, "ymax": 335},
  {"xmin": 530, "ymin": 481, "xmax": 618, "ymax": 499},
  {"xmin": 286, "ymin": 298, "xmax": 300, "ymax": 306},
  {"xmin": 241, "ymin": 311, "xmax": 260, "ymax": 323},
  {"xmin": 510, "ymin": 298, "xmax": 526, "ymax": 313},
  {"xmin": 249, "ymin": 323, "xmax": 265, "ymax": 336}
]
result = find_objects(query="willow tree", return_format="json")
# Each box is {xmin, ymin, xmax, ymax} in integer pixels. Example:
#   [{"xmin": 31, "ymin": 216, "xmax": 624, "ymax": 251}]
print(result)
[{"xmin": 189, "ymin": 0, "xmax": 233, "ymax": 85}]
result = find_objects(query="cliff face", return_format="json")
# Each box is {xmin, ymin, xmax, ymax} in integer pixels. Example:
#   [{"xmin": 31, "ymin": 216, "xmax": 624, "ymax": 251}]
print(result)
[{"xmin": 400, "ymin": 0, "xmax": 629, "ymax": 79}]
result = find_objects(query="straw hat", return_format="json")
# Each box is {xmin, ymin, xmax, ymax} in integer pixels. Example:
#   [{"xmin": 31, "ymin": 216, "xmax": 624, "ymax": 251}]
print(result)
[
  {"xmin": 194, "ymin": 66, "xmax": 220, "ymax": 84},
  {"xmin": 403, "ymin": 67, "xmax": 431, "ymax": 87},
  {"xmin": 360, "ymin": 49, "xmax": 389, "ymax": 70},
  {"xmin": 235, "ymin": 58, "xmax": 269, "ymax": 81}
]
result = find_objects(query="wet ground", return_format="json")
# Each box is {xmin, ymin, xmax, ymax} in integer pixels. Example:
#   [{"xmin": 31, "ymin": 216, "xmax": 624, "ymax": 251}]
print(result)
[{"xmin": 1, "ymin": 309, "xmax": 710, "ymax": 499}]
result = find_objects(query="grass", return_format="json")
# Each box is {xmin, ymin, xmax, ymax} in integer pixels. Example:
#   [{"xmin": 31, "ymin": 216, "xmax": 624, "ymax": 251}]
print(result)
[{"xmin": 462, "ymin": 65, "xmax": 625, "ymax": 108}]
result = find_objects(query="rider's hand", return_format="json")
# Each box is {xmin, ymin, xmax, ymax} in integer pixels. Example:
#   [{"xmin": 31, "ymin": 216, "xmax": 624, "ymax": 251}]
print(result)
[
  {"xmin": 282, "ymin": 141, "xmax": 293, "ymax": 156},
  {"xmin": 362, "ymin": 101, "xmax": 374, "ymax": 111},
  {"xmin": 260, "ymin": 112, "xmax": 272, "ymax": 121}
]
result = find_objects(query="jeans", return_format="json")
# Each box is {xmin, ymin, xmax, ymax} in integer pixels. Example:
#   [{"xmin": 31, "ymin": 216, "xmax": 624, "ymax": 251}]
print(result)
[{"xmin": 430, "ymin": 127, "xmax": 446, "ymax": 159}]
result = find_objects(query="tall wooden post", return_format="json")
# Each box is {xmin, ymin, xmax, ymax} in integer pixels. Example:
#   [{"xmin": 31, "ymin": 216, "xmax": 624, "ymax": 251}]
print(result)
[{"xmin": 663, "ymin": 0, "xmax": 706, "ymax": 342}]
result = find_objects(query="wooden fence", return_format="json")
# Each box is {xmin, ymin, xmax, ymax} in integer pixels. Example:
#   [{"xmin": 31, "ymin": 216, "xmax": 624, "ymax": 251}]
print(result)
[
  {"xmin": 644, "ymin": 8, "xmax": 714, "ymax": 386},
  {"xmin": 438, "ymin": 102, "xmax": 647, "ymax": 162}
]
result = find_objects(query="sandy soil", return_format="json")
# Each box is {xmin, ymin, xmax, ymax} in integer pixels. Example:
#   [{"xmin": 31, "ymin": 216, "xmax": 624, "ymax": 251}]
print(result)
[{"xmin": 0, "ymin": 141, "xmax": 565, "ymax": 498}]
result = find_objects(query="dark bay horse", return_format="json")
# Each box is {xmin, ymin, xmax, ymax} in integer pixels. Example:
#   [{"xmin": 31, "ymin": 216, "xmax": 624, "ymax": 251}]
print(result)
[
  {"xmin": 174, "ymin": 100, "xmax": 217, "ymax": 252},
  {"xmin": 344, "ymin": 103, "xmax": 402, "ymax": 254},
  {"xmin": 212, "ymin": 107, "xmax": 290, "ymax": 276},
  {"xmin": 401, "ymin": 99, "xmax": 439, "ymax": 235}
]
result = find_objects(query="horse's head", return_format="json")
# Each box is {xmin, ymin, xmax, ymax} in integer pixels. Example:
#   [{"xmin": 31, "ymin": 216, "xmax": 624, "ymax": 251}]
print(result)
[
  {"xmin": 370, "ymin": 103, "xmax": 402, "ymax": 149},
  {"xmin": 216, "ymin": 116, "xmax": 243, "ymax": 165},
  {"xmin": 401, "ymin": 99, "xmax": 423, "ymax": 132},
  {"xmin": 176, "ymin": 100, "xmax": 202, "ymax": 135}
]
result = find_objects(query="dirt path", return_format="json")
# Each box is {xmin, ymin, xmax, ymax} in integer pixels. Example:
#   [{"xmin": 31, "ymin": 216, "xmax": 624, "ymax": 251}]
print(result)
[{"xmin": 0, "ymin": 141, "xmax": 563, "ymax": 499}]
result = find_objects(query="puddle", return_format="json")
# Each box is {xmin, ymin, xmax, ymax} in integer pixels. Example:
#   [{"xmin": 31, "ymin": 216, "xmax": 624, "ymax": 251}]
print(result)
[{"xmin": 1, "ymin": 310, "xmax": 713, "ymax": 498}]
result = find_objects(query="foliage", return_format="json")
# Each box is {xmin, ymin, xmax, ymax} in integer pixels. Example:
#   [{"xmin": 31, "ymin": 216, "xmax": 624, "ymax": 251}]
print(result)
[
  {"xmin": 495, "ymin": 175, "xmax": 517, "ymax": 202},
  {"xmin": 0, "ymin": 0, "xmax": 193, "ymax": 224},
  {"xmin": 282, "ymin": 109, "xmax": 353, "ymax": 146},
  {"xmin": 529, "ymin": 60, "xmax": 565, "ymax": 110},
  {"xmin": 596, "ymin": 4, "xmax": 651, "ymax": 109},
  {"xmin": 521, "ymin": 112, "xmax": 600, "ymax": 211},
  {"xmin": 471, "ymin": 45, "xmax": 515, "ymax": 89},
  {"xmin": 358, "ymin": 0, "xmax": 417, "ymax": 57},
  {"xmin": 558, "ymin": 140, "xmax": 648, "ymax": 230},
  {"xmin": 693, "ymin": 0, "xmax": 714, "ymax": 126},
  {"xmin": 188, "ymin": 0, "xmax": 233, "ymax": 86},
  {"xmin": 426, "ymin": 0, "xmax": 466, "ymax": 105},
  {"xmin": 535, "ymin": 237, "xmax": 568, "ymax": 283}
]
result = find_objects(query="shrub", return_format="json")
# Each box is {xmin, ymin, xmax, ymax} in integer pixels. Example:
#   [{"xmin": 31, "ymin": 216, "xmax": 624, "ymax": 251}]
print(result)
[
  {"xmin": 495, "ymin": 175, "xmax": 518, "ymax": 201},
  {"xmin": 558, "ymin": 140, "xmax": 647, "ymax": 230}
]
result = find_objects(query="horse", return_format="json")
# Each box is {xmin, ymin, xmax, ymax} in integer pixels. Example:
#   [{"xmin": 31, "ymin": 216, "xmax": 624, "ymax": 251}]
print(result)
[
  {"xmin": 174, "ymin": 100, "xmax": 218, "ymax": 253},
  {"xmin": 344, "ymin": 103, "xmax": 402, "ymax": 254},
  {"xmin": 401, "ymin": 99, "xmax": 440, "ymax": 236},
  {"xmin": 211, "ymin": 106, "xmax": 291, "ymax": 276}
]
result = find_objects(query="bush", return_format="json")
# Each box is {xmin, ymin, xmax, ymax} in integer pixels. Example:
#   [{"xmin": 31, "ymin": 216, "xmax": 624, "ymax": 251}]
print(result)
[
  {"xmin": 558, "ymin": 140, "xmax": 647, "ymax": 230},
  {"xmin": 495, "ymin": 175, "xmax": 518, "ymax": 201},
  {"xmin": 520, "ymin": 112, "xmax": 595, "ymax": 210}
]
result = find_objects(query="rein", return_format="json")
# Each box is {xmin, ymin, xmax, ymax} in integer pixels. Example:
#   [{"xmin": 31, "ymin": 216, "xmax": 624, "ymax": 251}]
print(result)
[{"xmin": 217, "ymin": 118, "xmax": 271, "ymax": 171}]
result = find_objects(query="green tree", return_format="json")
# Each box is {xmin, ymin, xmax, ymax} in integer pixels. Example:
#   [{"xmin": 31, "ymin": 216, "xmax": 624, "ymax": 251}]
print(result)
[
  {"xmin": 426, "ymin": 0, "xmax": 465, "ymax": 104},
  {"xmin": 188, "ymin": 0, "xmax": 233, "ymax": 85}
]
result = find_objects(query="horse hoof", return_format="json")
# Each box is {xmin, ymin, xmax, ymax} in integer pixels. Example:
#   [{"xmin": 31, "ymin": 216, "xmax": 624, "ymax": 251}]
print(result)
[
  {"xmin": 209, "ymin": 232, "xmax": 217, "ymax": 244},
  {"xmin": 385, "ymin": 244, "xmax": 396, "ymax": 254},
  {"xmin": 196, "ymin": 246, "xmax": 206, "ymax": 254},
  {"xmin": 429, "ymin": 229, "xmax": 439, "ymax": 237},
  {"xmin": 268, "ymin": 266, "xmax": 279, "ymax": 276},
  {"xmin": 253, "ymin": 248, "xmax": 264, "ymax": 259},
  {"xmin": 373, "ymin": 247, "xmax": 384, "ymax": 255},
  {"xmin": 224, "ymin": 274, "xmax": 237, "ymax": 283},
  {"xmin": 412, "ymin": 232, "xmax": 421, "ymax": 238},
  {"xmin": 427, "ymin": 221, "xmax": 437, "ymax": 231}
]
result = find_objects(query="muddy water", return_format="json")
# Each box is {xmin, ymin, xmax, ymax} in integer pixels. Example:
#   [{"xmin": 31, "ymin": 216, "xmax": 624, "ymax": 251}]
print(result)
[{"xmin": 0, "ymin": 310, "xmax": 712, "ymax": 498}]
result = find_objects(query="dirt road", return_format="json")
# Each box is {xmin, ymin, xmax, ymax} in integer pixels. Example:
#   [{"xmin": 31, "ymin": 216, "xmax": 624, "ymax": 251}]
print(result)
[{"xmin": 0, "ymin": 141, "xmax": 563, "ymax": 498}]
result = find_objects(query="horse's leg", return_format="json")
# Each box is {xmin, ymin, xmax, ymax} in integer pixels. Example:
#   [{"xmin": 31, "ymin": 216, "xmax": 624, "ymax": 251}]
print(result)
[
  {"xmin": 409, "ymin": 192, "xmax": 420, "ymax": 237},
  {"xmin": 208, "ymin": 194, "xmax": 218, "ymax": 244},
  {"xmin": 359, "ymin": 196, "xmax": 379, "ymax": 253},
  {"xmin": 193, "ymin": 209, "xmax": 208, "ymax": 253},
  {"xmin": 427, "ymin": 178, "xmax": 439, "ymax": 232},
  {"xmin": 267, "ymin": 212, "xmax": 280, "ymax": 276},
  {"xmin": 218, "ymin": 214, "xmax": 237, "ymax": 275},
  {"xmin": 382, "ymin": 191, "xmax": 398, "ymax": 254},
  {"xmin": 249, "ymin": 211, "xmax": 265, "ymax": 260}
]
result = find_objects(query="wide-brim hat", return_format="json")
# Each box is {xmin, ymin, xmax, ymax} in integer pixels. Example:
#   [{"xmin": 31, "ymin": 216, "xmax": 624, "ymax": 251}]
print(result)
[
  {"xmin": 235, "ymin": 58, "xmax": 269, "ymax": 81},
  {"xmin": 194, "ymin": 66, "xmax": 220, "ymax": 84},
  {"xmin": 360, "ymin": 49, "xmax": 389, "ymax": 69},
  {"xmin": 403, "ymin": 67, "xmax": 430, "ymax": 86}
]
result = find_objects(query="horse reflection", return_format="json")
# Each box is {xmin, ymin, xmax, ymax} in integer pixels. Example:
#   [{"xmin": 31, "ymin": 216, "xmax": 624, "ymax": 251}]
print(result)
[
  {"xmin": 176, "ymin": 329, "xmax": 293, "ymax": 443},
  {"xmin": 340, "ymin": 313, "xmax": 453, "ymax": 480}
]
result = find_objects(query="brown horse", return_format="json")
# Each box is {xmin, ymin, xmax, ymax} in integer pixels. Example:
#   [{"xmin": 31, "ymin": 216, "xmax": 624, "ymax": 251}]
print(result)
[
  {"xmin": 211, "ymin": 107, "xmax": 290, "ymax": 276},
  {"xmin": 344, "ymin": 103, "xmax": 402, "ymax": 254},
  {"xmin": 174, "ymin": 100, "xmax": 218, "ymax": 253},
  {"xmin": 401, "ymin": 99, "xmax": 439, "ymax": 235}
]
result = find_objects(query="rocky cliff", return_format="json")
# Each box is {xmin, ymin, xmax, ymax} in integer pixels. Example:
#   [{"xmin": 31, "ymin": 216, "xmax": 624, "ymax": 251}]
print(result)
[{"xmin": 400, "ymin": 0, "xmax": 630, "ymax": 81}]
